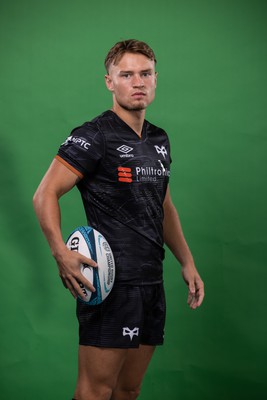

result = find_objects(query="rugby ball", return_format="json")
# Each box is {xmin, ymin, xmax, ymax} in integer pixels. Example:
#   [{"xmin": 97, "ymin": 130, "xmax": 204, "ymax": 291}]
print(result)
[{"xmin": 65, "ymin": 226, "xmax": 115, "ymax": 305}]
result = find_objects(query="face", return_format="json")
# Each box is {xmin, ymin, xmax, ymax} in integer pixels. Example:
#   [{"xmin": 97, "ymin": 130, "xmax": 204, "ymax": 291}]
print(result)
[{"xmin": 105, "ymin": 52, "xmax": 157, "ymax": 112}]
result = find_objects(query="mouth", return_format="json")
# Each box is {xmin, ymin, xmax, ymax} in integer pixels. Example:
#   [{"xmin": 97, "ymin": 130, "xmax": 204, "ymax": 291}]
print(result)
[{"xmin": 132, "ymin": 92, "xmax": 146, "ymax": 97}]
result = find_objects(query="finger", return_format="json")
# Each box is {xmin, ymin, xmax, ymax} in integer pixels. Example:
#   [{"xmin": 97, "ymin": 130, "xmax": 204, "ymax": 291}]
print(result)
[
  {"xmin": 69, "ymin": 275, "xmax": 95, "ymax": 299},
  {"xmin": 187, "ymin": 286, "xmax": 196, "ymax": 306},
  {"xmin": 188, "ymin": 280, "xmax": 196, "ymax": 294},
  {"xmin": 64, "ymin": 278, "xmax": 78, "ymax": 299},
  {"xmin": 60, "ymin": 276, "xmax": 68, "ymax": 289},
  {"xmin": 80, "ymin": 255, "xmax": 98, "ymax": 268},
  {"xmin": 195, "ymin": 279, "xmax": 204, "ymax": 307},
  {"xmin": 190, "ymin": 298, "xmax": 198, "ymax": 309},
  {"xmin": 189, "ymin": 286, "xmax": 204, "ymax": 309},
  {"xmin": 61, "ymin": 271, "xmax": 95, "ymax": 299},
  {"xmin": 187, "ymin": 290, "xmax": 195, "ymax": 306},
  {"xmin": 189, "ymin": 294, "xmax": 199, "ymax": 309},
  {"xmin": 195, "ymin": 287, "xmax": 205, "ymax": 307},
  {"xmin": 78, "ymin": 275, "xmax": 96, "ymax": 293}
]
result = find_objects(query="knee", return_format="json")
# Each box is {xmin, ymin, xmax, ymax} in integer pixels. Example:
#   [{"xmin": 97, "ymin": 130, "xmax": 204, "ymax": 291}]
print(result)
[
  {"xmin": 76, "ymin": 384, "xmax": 113, "ymax": 400},
  {"xmin": 127, "ymin": 387, "xmax": 141, "ymax": 399},
  {"xmin": 112, "ymin": 385, "xmax": 141, "ymax": 400}
]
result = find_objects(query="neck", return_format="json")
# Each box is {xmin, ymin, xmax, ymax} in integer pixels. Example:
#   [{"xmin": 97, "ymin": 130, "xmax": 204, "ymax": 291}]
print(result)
[{"xmin": 111, "ymin": 104, "xmax": 145, "ymax": 137}]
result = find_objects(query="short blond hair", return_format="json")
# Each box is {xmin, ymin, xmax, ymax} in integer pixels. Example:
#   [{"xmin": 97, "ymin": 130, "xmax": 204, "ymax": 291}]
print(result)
[{"xmin": 104, "ymin": 39, "xmax": 157, "ymax": 73}]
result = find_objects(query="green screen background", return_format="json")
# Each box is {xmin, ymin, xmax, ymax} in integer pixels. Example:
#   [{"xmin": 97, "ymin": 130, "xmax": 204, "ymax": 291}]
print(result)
[{"xmin": 1, "ymin": 0, "xmax": 267, "ymax": 399}]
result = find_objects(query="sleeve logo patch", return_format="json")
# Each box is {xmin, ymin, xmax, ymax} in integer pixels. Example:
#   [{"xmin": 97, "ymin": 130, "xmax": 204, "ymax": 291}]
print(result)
[{"xmin": 62, "ymin": 135, "xmax": 91, "ymax": 150}]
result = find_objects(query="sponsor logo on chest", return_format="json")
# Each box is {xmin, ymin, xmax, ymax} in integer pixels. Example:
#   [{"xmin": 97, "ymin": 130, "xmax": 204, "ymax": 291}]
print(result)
[
  {"xmin": 117, "ymin": 145, "xmax": 134, "ymax": 158},
  {"xmin": 117, "ymin": 163, "xmax": 170, "ymax": 183},
  {"xmin": 115, "ymin": 142, "xmax": 170, "ymax": 183}
]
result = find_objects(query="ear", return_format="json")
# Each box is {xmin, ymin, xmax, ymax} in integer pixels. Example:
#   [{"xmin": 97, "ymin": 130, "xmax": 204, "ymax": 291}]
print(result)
[
  {"xmin": 105, "ymin": 74, "xmax": 114, "ymax": 92},
  {"xmin": 155, "ymin": 71, "xmax": 158, "ymax": 88}
]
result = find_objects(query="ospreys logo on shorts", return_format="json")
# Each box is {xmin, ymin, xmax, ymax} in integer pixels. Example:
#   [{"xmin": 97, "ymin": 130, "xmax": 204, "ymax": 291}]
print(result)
[{"xmin": 122, "ymin": 327, "xmax": 139, "ymax": 341}]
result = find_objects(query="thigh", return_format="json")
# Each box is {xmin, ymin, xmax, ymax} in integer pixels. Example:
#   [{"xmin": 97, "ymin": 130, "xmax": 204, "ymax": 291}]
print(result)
[
  {"xmin": 111, "ymin": 344, "xmax": 156, "ymax": 398},
  {"xmin": 75, "ymin": 345, "xmax": 128, "ymax": 398}
]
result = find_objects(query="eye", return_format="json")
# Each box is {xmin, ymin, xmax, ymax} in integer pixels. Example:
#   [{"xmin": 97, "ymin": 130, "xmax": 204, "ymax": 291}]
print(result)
[
  {"xmin": 142, "ymin": 71, "xmax": 153, "ymax": 78},
  {"xmin": 121, "ymin": 73, "xmax": 131, "ymax": 79}
]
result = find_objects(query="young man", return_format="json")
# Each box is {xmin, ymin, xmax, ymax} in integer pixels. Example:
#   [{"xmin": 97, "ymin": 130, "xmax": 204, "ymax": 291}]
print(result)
[{"xmin": 33, "ymin": 39, "xmax": 204, "ymax": 400}]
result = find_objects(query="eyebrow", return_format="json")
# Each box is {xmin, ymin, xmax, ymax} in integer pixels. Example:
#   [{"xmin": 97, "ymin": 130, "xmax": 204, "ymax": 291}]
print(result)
[{"xmin": 119, "ymin": 69, "xmax": 153, "ymax": 74}]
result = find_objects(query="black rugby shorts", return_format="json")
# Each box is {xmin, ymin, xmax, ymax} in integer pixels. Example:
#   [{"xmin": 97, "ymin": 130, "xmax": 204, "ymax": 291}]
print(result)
[{"xmin": 77, "ymin": 283, "xmax": 166, "ymax": 348}]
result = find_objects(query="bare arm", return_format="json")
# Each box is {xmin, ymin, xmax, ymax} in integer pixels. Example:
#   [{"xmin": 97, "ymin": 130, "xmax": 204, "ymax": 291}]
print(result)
[
  {"xmin": 33, "ymin": 158, "xmax": 97, "ymax": 299},
  {"xmin": 163, "ymin": 186, "xmax": 204, "ymax": 309}
]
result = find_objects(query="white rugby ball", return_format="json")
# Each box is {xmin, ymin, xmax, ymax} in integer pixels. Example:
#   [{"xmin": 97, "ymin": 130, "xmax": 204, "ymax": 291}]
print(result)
[{"xmin": 65, "ymin": 226, "xmax": 115, "ymax": 305}]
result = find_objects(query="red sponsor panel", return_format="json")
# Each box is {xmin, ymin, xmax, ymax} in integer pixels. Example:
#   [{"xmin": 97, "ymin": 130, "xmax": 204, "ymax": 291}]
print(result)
[{"xmin": 118, "ymin": 167, "xmax": 133, "ymax": 183}]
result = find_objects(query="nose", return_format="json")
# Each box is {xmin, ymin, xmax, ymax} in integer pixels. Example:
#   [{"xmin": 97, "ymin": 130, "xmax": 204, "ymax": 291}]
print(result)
[{"xmin": 132, "ymin": 74, "xmax": 144, "ymax": 87}]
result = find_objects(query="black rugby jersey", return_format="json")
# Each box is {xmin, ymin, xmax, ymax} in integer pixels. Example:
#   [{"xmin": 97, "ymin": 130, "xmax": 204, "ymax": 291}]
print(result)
[{"xmin": 57, "ymin": 110, "xmax": 171, "ymax": 285}]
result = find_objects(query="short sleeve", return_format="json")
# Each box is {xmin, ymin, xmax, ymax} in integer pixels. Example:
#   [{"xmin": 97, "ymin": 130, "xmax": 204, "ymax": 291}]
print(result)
[{"xmin": 56, "ymin": 123, "xmax": 105, "ymax": 177}]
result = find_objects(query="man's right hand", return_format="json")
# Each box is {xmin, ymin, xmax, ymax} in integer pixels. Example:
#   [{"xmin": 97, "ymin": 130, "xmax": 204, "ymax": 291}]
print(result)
[{"xmin": 55, "ymin": 247, "xmax": 98, "ymax": 299}]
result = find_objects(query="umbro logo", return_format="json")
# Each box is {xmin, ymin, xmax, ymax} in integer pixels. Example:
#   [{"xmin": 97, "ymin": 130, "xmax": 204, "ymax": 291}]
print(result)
[
  {"xmin": 122, "ymin": 327, "xmax": 139, "ymax": 341},
  {"xmin": 117, "ymin": 145, "xmax": 134, "ymax": 158},
  {"xmin": 154, "ymin": 145, "xmax": 167, "ymax": 159},
  {"xmin": 117, "ymin": 145, "xmax": 133, "ymax": 154}
]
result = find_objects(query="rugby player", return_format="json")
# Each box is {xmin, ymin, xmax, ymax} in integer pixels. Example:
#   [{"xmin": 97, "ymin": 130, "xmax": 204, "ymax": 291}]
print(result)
[{"xmin": 33, "ymin": 39, "xmax": 204, "ymax": 400}]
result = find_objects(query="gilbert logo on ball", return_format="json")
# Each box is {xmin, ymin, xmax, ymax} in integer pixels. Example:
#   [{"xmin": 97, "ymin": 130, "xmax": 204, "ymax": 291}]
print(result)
[{"xmin": 66, "ymin": 226, "xmax": 115, "ymax": 305}]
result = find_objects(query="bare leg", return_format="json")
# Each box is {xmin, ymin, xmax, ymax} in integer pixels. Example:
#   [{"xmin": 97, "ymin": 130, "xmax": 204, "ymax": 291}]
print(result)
[
  {"xmin": 73, "ymin": 345, "xmax": 128, "ymax": 400},
  {"xmin": 111, "ymin": 345, "xmax": 156, "ymax": 400}
]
